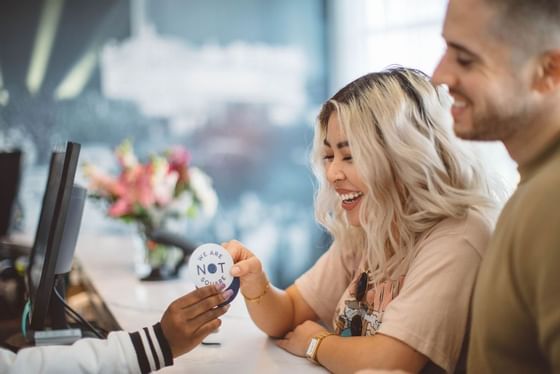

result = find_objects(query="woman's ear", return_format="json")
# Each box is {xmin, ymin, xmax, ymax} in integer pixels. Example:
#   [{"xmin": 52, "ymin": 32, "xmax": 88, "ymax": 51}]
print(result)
[{"xmin": 533, "ymin": 50, "xmax": 560, "ymax": 93}]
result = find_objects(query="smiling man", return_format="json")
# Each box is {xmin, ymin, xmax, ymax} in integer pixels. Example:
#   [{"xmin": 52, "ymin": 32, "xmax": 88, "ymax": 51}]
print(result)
[{"xmin": 433, "ymin": 0, "xmax": 560, "ymax": 372}]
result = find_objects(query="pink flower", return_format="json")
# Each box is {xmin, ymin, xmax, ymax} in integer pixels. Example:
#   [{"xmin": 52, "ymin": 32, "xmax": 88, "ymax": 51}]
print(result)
[
  {"xmin": 85, "ymin": 140, "xmax": 217, "ymax": 226},
  {"xmin": 116, "ymin": 164, "xmax": 156, "ymax": 209},
  {"xmin": 108, "ymin": 198, "xmax": 132, "ymax": 217},
  {"xmin": 168, "ymin": 146, "xmax": 190, "ymax": 169},
  {"xmin": 135, "ymin": 166, "xmax": 156, "ymax": 208},
  {"xmin": 167, "ymin": 146, "xmax": 190, "ymax": 184},
  {"xmin": 84, "ymin": 164, "xmax": 126, "ymax": 197}
]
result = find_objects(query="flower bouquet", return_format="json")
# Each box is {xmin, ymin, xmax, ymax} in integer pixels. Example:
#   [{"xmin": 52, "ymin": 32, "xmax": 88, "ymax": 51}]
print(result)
[{"xmin": 84, "ymin": 140, "xmax": 217, "ymax": 280}]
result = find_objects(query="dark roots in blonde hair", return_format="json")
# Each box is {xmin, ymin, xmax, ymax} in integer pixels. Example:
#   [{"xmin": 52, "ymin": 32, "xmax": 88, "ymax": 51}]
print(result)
[
  {"xmin": 312, "ymin": 66, "xmax": 495, "ymax": 281},
  {"xmin": 318, "ymin": 67, "xmax": 434, "ymax": 130}
]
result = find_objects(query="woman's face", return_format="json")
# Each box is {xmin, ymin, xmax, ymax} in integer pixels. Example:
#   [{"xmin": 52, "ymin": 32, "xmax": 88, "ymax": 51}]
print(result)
[{"xmin": 323, "ymin": 113, "xmax": 368, "ymax": 227}]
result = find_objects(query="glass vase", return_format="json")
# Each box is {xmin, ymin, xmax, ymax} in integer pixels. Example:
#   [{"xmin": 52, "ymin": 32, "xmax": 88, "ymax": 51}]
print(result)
[{"xmin": 133, "ymin": 226, "xmax": 185, "ymax": 281}]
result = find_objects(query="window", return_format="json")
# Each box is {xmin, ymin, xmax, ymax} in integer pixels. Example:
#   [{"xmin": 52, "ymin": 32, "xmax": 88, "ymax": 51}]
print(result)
[
  {"xmin": 364, "ymin": 0, "xmax": 446, "ymax": 74},
  {"xmin": 328, "ymin": 0, "xmax": 518, "ymax": 201}
]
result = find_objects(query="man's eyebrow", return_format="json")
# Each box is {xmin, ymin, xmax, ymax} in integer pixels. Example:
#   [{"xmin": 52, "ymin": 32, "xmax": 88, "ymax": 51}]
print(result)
[
  {"xmin": 447, "ymin": 41, "xmax": 477, "ymax": 57},
  {"xmin": 323, "ymin": 139, "xmax": 349, "ymax": 149}
]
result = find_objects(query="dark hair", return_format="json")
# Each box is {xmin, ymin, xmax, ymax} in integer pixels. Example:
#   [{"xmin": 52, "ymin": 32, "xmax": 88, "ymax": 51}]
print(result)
[
  {"xmin": 488, "ymin": 0, "xmax": 560, "ymax": 18},
  {"xmin": 486, "ymin": 0, "xmax": 560, "ymax": 53}
]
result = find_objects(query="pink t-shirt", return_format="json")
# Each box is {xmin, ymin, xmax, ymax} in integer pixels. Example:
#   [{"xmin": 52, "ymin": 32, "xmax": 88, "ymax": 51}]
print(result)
[{"xmin": 295, "ymin": 210, "xmax": 491, "ymax": 373}]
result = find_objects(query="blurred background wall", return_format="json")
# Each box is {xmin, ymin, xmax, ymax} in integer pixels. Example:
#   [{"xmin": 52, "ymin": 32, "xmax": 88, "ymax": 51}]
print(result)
[{"xmin": 0, "ymin": 0, "xmax": 518, "ymax": 287}]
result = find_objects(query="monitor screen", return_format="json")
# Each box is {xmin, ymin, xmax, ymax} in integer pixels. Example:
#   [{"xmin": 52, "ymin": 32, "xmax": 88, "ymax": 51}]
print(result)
[{"xmin": 28, "ymin": 141, "xmax": 81, "ymax": 331}]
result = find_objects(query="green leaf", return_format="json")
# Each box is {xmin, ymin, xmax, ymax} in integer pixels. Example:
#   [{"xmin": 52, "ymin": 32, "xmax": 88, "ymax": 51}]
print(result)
[{"xmin": 186, "ymin": 205, "xmax": 198, "ymax": 219}]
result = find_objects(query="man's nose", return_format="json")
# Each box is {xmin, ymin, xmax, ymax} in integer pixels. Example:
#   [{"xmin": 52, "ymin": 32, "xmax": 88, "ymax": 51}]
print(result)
[{"xmin": 432, "ymin": 52, "xmax": 453, "ymax": 88}]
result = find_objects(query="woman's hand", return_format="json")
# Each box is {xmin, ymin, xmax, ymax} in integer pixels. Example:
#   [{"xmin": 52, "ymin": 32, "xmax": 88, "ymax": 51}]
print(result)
[
  {"xmin": 222, "ymin": 240, "xmax": 269, "ymax": 298},
  {"xmin": 276, "ymin": 320, "xmax": 328, "ymax": 357}
]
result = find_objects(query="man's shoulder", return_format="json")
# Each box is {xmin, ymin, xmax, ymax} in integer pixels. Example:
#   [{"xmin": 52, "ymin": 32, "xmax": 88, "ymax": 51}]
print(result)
[
  {"xmin": 501, "ymin": 154, "xmax": 560, "ymax": 262},
  {"xmin": 533, "ymin": 143, "xmax": 560, "ymax": 185},
  {"xmin": 510, "ymin": 141, "xmax": 560, "ymax": 211},
  {"xmin": 515, "ymin": 160, "xmax": 560, "ymax": 219}
]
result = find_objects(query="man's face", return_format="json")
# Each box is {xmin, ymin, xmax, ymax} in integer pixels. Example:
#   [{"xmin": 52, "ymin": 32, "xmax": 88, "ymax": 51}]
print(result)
[{"xmin": 432, "ymin": 0, "xmax": 537, "ymax": 142}]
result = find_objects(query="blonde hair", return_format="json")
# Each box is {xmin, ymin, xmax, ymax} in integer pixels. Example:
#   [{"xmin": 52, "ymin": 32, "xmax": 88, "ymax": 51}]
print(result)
[{"xmin": 311, "ymin": 67, "xmax": 495, "ymax": 281}]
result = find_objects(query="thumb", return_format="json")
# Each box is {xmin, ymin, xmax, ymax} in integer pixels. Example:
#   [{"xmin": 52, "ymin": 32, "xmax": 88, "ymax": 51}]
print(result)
[{"xmin": 231, "ymin": 256, "xmax": 262, "ymax": 278}]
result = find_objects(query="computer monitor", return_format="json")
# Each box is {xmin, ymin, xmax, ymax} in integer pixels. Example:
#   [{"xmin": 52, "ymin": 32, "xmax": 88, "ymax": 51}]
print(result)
[
  {"xmin": 0, "ymin": 149, "xmax": 23, "ymax": 238},
  {"xmin": 27, "ymin": 141, "xmax": 81, "ymax": 332},
  {"xmin": 27, "ymin": 151, "xmax": 64, "ymax": 303}
]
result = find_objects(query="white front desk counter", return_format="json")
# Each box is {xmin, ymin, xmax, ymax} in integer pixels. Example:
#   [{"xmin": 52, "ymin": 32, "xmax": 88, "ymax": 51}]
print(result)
[{"xmin": 74, "ymin": 233, "xmax": 327, "ymax": 374}]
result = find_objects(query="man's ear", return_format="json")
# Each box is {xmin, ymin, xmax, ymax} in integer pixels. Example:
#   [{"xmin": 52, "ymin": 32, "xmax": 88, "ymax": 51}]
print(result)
[{"xmin": 533, "ymin": 50, "xmax": 560, "ymax": 93}]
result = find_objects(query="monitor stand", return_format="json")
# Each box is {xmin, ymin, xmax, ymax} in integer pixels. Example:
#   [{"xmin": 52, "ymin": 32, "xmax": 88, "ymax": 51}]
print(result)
[
  {"xmin": 31, "ymin": 276, "xmax": 82, "ymax": 345},
  {"xmin": 3, "ymin": 276, "xmax": 103, "ymax": 351}
]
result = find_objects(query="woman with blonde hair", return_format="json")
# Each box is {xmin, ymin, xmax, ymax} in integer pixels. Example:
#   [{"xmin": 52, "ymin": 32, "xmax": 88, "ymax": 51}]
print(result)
[{"xmin": 224, "ymin": 67, "xmax": 496, "ymax": 373}]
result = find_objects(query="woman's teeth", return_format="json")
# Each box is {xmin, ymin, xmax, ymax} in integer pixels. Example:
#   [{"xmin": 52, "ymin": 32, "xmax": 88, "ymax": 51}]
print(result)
[{"xmin": 340, "ymin": 192, "xmax": 363, "ymax": 203}]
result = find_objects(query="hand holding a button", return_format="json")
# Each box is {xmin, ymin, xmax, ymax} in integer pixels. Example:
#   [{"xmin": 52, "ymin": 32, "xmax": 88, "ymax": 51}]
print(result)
[
  {"xmin": 221, "ymin": 240, "xmax": 270, "ymax": 301},
  {"xmin": 160, "ymin": 285, "xmax": 231, "ymax": 358}
]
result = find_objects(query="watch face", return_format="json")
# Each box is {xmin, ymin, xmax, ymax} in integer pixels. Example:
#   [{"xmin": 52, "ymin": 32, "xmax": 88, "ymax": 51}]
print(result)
[{"xmin": 306, "ymin": 337, "xmax": 319, "ymax": 360}]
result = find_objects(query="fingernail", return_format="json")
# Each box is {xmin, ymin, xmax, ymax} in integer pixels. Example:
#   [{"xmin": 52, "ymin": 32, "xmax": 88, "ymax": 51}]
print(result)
[
  {"xmin": 222, "ymin": 289, "xmax": 234, "ymax": 300},
  {"xmin": 231, "ymin": 266, "xmax": 240, "ymax": 276},
  {"xmin": 216, "ymin": 283, "xmax": 226, "ymax": 291}
]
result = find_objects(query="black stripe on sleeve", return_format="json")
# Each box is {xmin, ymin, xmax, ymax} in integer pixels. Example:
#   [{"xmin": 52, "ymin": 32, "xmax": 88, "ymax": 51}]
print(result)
[
  {"xmin": 143, "ymin": 327, "xmax": 161, "ymax": 370},
  {"xmin": 129, "ymin": 331, "xmax": 151, "ymax": 374},
  {"xmin": 153, "ymin": 322, "xmax": 173, "ymax": 366}
]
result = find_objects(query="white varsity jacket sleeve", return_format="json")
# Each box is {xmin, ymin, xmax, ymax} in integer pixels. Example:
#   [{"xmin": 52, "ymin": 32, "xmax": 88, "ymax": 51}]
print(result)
[{"xmin": 0, "ymin": 323, "xmax": 173, "ymax": 373}]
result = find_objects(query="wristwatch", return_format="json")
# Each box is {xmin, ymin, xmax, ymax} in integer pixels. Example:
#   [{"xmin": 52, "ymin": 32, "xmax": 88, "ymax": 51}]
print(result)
[{"xmin": 305, "ymin": 332, "xmax": 335, "ymax": 364}]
